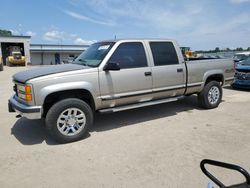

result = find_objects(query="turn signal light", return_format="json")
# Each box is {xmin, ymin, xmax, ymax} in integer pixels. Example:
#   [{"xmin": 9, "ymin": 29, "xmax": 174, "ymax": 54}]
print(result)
[
  {"xmin": 25, "ymin": 85, "xmax": 32, "ymax": 93},
  {"xmin": 25, "ymin": 94, "xmax": 32, "ymax": 101}
]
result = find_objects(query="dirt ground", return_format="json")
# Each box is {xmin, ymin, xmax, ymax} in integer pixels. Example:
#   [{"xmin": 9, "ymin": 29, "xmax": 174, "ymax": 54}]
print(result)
[{"xmin": 0, "ymin": 66, "xmax": 250, "ymax": 188}]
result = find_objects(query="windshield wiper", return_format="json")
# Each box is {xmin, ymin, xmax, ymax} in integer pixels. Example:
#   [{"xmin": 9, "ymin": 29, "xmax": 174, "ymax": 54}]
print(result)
[
  {"xmin": 76, "ymin": 59, "xmax": 97, "ymax": 67},
  {"xmin": 77, "ymin": 59, "xmax": 88, "ymax": 66}
]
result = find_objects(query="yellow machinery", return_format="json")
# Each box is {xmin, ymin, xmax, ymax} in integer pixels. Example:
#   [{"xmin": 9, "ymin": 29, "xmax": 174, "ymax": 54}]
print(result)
[
  {"xmin": 6, "ymin": 46, "xmax": 26, "ymax": 66},
  {"xmin": 180, "ymin": 47, "xmax": 197, "ymax": 59}
]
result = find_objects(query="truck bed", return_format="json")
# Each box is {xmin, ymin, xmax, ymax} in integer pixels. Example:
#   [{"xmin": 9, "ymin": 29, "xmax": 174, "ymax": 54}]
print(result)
[{"xmin": 185, "ymin": 58, "xmax": 234, "ymax": 94}]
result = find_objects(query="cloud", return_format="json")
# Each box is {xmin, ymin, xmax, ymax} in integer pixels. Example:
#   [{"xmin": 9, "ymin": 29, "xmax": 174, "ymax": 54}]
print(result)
[
  {"xmin": 230, "ymin": 0, "xmax": 250, "ymax": 3},
  {"xmin": 25, "ymin": 31, "xmax": 37, "ymax": 37},
  {"xmin": 63, "ymin": 10, "xmax": 115, "ymax": 26},
  {"xmin": 43, "ymin": 27, "xmax": 96, "ymax": 45},
  {"xmin": 69, "ymin": 0, "xmax": 249, "ymax": 50},
  {"xmin": 44, "ymin": 30, "xmax": 66, "ymax": 42},
  {"xmin": 9, "ymin": 29, "xmax": 20, "ymax": 35},
  {"xmin": 9, "ymin": 29, "xmax": 37, "ymax": 37},
  {"xmin": 80, "ymin": 0, "xmax": 204, "ymax": 32},
  {"xmin": 74, "ymin": 38, "xmax": 96, "ymax": 45}
]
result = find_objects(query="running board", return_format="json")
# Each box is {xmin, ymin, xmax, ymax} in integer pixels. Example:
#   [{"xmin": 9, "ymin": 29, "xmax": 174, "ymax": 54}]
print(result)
[{"xmin": 98, "ymin": 96, "xmax": 184, "ymax": 114}]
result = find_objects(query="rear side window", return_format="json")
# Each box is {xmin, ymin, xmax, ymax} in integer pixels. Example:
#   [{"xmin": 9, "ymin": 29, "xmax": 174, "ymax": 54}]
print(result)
[
  {"xmin": 108, "ymin": 42, "xmax": 148, "ymax": 69},
  {"xmin": 150, "ymin": 42, "xmax": 179, "ymax": 66}
]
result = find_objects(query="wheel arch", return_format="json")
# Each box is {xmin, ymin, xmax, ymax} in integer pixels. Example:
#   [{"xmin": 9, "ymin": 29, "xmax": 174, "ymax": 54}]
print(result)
[
  {"xmin": 42, "ymin": 89, "xmax": 96, "ymax": 118},
  {"xmin": 202, "ymin": 71, "xmax": 224, "ymax": 87}
]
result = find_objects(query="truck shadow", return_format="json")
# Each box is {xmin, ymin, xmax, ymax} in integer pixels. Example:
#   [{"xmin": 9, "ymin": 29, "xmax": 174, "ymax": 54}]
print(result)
[
  {"xmin": 11, "ymin": 95, "xmax": 201, "ymax": 145},
  {"xmin": 92, "ymin": 95, "xmax": 200, "ymax": 132},
  {"xmin": 223, "ymin": 85, "xmax": 250, "ymax": 92},
  {"xmin": 11, "ymin": 118, "xmax": 57, "ymax": 145}
]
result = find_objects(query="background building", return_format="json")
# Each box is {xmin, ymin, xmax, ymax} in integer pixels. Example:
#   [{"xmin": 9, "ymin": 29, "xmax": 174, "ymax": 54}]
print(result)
[
  {"xmin": 0, "ymin": 35, "xmax": 31, "ymax": 66},
  {"xmin": 30, "ymin": 44, "xmax": 89, "ymax": 65},
  {"xmin": 0, "ymin": 35, "xmax": 89, "ymax": 66}
]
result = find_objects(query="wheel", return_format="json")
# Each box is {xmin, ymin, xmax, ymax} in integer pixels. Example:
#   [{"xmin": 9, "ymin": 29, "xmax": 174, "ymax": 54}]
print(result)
[
  {"xmin": 198, "ymin": 81, "xmax": 222, "ymax": 109},
  {"xmin": 6, "ymin": 59, "xmax": 12, "ymax": 67},
  {"xmin": 231, "ymin": 84, "xmax": 237, "ymax": 89},
  {"xmin": 0, "ymin": 63, "xmax": 3, "ymax": 71},
  {"xmin": 45, "ymin": 98, "xmax": 93, "ymax": 143}
]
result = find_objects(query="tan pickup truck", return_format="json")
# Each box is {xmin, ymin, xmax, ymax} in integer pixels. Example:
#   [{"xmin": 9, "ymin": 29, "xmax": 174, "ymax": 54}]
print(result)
[{"xmin": 8, "ymin": 39, "xmax": 235, "ymax": 143}]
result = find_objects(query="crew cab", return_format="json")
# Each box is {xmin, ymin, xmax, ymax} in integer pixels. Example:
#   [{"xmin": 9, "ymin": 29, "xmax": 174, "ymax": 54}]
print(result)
[{"xmin": 8, "ymin": 39, "xmax": 235, "ymax": 143}]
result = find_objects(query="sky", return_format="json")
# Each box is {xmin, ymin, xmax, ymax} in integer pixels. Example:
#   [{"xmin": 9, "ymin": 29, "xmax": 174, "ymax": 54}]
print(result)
[{"xmin": 0, "ymin": 0, "xmax": 250, "ymax": 50}]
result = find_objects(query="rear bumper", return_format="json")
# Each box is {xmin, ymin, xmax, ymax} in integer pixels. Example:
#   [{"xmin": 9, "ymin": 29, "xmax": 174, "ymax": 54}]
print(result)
[{"xmin": 8, "ymin": 95, "xmax": 42, "ymax": 119}]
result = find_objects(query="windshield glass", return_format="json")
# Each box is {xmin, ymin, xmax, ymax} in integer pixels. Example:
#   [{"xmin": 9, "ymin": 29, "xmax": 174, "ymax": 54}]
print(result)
[
  {"xmin": 73, "ymin": 42, "xmax": 115, "ymax": 67},
  {"xmin": 233, "ymin": 54, "xmax": 248, "ymax": 61},
  {"xmin": 241, "ymin": 57, "xmax": 250, "ymax": 65},
  {"xmin": 13, "ymin": 52, "xmax": 21, "ymax": 55}
]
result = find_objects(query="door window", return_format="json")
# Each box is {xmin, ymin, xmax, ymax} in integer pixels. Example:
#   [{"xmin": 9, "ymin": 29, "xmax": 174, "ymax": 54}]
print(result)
[
  {"xmin": 150, "ymin": 42, "xmax": 179, "ymax": 66},
  {"xmin": 108, "ymin": 42, "xmax": 148, "ymax": 69}
]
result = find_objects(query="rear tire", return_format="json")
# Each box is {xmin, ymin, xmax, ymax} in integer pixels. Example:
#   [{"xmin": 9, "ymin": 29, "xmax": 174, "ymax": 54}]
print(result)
[
  {"xmin": 198, "ymin": 81, "xmax": 222, "ymax": 109},
  {"xmin": 45, "ymin": 98, "xmax": 93, "ymax": 143}
]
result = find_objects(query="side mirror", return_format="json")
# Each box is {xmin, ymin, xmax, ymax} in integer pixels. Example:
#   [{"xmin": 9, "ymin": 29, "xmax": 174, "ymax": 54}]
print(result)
[{"xmin": 103, "ymin": 62, "xmax": 120, "ymax": 71}]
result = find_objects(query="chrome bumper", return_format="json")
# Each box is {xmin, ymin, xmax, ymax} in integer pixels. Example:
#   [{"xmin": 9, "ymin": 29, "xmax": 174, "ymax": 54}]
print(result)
[{"xmin": 8, "ymin": 95, "xmax": 42, "ymax": 119}]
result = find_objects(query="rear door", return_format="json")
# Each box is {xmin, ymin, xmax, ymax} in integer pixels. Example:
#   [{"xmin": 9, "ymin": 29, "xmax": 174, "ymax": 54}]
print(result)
[
  {"xmin": 148, "ymin": 41, "xmax": 186, "ymax": 99},
  {"xmin": 99, "ymin": 42, "xmax": 153, "ymax": 108}
]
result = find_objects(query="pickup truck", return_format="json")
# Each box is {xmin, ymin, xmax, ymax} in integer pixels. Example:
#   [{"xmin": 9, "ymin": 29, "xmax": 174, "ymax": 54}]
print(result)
[{"xmin": 8, "ymin": 39, "xmax": 235, "ymax": 143}]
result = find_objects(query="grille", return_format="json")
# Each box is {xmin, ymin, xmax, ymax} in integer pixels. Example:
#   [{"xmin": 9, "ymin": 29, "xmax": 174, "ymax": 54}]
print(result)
[
  {"xmin": 14, "ymin": 54, "xmax": 21, "ymax": 60},
  {"xmin": 13, "ymin": 84, "xmax": 18, "ymax": 95},
  {"xmin": 235, "ymin": 72, "xmax": 250, "ymax": 80}
]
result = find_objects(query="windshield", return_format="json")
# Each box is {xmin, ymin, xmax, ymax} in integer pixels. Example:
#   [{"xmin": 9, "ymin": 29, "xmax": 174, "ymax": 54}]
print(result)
[
  {"xmin": 233, "ymin": 54, "xmax": 249, "ymax": 61},
  {"xmin": 241, "ymin": 57, "xmax": 250, "ymax": 65},
  {"xmin": 73, "ymin": 42, "xmax": 115, "ymax": 67},
  {"xmin": 13, "ymin": 52, "xmax": 21, "ymax": 55}
]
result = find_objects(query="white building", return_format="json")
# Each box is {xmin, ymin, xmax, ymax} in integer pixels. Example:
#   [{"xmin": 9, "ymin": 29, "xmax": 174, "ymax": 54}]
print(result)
[
  {"xmin": 30, "ymin": 44, "xmax": 89, "ymax": 65},
  {"xmin": 0, "ymin": 35, "xmax": 31, "ymax": 66}
]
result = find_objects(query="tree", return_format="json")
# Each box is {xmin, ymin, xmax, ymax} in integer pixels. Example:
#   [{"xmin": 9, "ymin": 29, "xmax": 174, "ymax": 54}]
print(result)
[
  {"xmin": 0, "ymin": 29, "xmax": 12, "ymax": 37},
  {"xmin": 236, "ymin": 47, "xmax": 243, "ymax": 51},
  {"xmin": 214, "ymin": 47, "xmax": 220, "ymax": 52},
  {"xmin": 247, "ymin": 47, "xmax": 250, "ymax": 51}
]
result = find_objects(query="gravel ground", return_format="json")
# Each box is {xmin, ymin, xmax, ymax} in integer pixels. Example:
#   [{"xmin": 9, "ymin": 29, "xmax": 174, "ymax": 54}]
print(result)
[{"xmin": 0, "ymin": 66, "xmax": 250, "ymax": 188}]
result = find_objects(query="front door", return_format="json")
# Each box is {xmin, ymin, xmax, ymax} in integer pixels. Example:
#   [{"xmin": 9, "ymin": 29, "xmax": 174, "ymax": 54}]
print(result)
[{"xmin": 99, "ymin": 42, "xmax": 153, "ymax": 108}]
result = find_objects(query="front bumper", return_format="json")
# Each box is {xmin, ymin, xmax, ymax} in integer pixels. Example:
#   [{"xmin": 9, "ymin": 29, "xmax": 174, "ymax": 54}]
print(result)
[
  {"xmin": 8, "ymin": 95, "xmax": 42, "ymax": 119},
  {"xmin": 10, "ymin": 60, "xmax": 25, "ymax": 65},
  {"xmin": 232, "ymin": 79, "xmax": 250, "ymax": 89}
]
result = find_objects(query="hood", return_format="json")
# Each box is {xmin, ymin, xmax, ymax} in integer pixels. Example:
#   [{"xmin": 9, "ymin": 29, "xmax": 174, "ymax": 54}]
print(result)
[
  {"xmin": 13, "ymin": 64, "xmax": 89, "ymax": 83},
  {"xmin": 236, "ymin": 64, "xmax": 250, "ymax": 72}
]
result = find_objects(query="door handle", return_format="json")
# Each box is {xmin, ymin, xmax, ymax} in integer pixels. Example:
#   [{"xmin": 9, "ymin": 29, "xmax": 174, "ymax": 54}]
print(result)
[
  {"xmin": 144, "ymin": 72, "xmax": 152, "ymax": 76},
  {"xmin": 177, "ymin": 68, "xmax": 183, "ymax": 73}
]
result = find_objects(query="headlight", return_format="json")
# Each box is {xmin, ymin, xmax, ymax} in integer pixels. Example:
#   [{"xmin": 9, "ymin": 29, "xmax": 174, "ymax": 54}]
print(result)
[{"xmin": 17, "ymin": 84, "xmax": 33, "ymax": 101}]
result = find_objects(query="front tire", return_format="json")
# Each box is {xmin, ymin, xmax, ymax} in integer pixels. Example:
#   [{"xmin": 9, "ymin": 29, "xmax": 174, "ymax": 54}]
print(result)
[
  {"xmin": 45, "ymin": 98, "xmax": 93, "ymax": 143},
  {"xmin": 198, "ymin": 81, "xmax": 222, "ymax": 109}
]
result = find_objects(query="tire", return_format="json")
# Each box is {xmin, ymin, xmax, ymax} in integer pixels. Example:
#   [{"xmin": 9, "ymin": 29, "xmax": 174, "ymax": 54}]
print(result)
[
  {"xmin": 198, "ymin": 81, "xmax": 222, "ymax": 109},
  {"xmin": 231, "ymin": 84, "xmax": 237, "ymax": 89},
  {"xmin": 45, "ymin": 98, "xmax": 93, "ymax": 143},
  {"xmin": 6, "ymin": 59, "xmax": 11, "ymax": 67}
]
